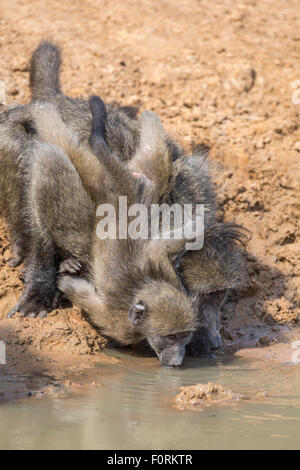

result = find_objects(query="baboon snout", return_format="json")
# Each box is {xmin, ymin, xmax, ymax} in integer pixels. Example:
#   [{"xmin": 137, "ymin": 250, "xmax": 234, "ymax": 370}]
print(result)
[{"xmin": 158, "ymin": 345, "xmax": 186, "ymax": 367}]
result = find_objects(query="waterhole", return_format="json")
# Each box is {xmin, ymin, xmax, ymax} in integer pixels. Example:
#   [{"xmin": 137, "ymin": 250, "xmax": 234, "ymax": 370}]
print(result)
[{"xmin": 0, "ymin": 351, "xmax": 300, "ymax": 450}]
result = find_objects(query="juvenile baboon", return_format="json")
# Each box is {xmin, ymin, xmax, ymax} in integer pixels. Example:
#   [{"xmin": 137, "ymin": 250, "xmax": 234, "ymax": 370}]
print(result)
[{"xmin": 61, "ymin": 96, "xmax": 248, "ymax": 361}]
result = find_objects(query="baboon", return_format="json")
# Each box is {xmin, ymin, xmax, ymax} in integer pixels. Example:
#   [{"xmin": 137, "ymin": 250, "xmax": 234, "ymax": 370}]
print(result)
[
  {"xmin": 2, "ymin": 41, "xmax": 249, "ymax": 359},
  {"xmin": 26, "ymin": 94, "xmax": 235, "ymax": 354},
  {"xmin": 0, "ymin": 97, "xmax": 248, "ymax": 359},
  {"xmin": 56, "ymin": 97, "xmax": 249, "ymax": 361},
  {"xmin": 4, "ymin": 96, "xmax": 199, "ymax": 366}
]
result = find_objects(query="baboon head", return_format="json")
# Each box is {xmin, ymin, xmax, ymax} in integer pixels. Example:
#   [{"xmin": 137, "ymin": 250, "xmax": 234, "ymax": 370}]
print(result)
[{"xmin": 129, "ymin": 280, "xmax": 198, "ymax": 367}]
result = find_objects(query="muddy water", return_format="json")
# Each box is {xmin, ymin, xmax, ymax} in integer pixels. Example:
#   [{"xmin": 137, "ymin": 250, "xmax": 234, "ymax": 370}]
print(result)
[{"xmin": 0, "ymin": 352, "xmax": 300, "ymax": 450}]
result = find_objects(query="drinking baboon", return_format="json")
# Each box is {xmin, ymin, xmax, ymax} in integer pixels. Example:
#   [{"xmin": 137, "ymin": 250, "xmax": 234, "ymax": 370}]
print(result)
[
  {"xmin": 3, "ymin": 96, "xmax": 203, "ymax": 366},
  {"xmin": 1, "ymin": 41, "xmax": 249, "ymax": 359}
]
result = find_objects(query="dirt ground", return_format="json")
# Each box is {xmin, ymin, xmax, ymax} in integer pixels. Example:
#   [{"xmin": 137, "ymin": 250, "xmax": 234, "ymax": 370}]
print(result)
[{"xmin": 0, "ymin": 0, "xmax": 299, "ymax": 399}]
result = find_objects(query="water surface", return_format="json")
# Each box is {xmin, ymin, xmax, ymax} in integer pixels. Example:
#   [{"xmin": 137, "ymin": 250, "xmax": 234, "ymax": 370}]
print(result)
[{"xmin": 0, "ymin": 352, "xmax": 300, "ymax": 450}]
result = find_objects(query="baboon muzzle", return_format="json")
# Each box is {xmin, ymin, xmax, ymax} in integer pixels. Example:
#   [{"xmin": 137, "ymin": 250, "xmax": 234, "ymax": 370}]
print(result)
[{"xmin": 158, "ymin": 345, "xmax": 186, "ymax": 367}]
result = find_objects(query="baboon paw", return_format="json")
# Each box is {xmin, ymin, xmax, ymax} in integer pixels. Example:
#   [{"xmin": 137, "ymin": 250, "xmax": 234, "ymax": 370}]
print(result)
[
  {"xmin": 59, "ymin": 258, "xmax": 82, "ymax": 275},
  {"xmin": 6, "ymin": 286, "xmax": 61, "ymax": 319},
  {"xmin": 7, "ymin": 300, "xmax": 51, "ymax": 319}
]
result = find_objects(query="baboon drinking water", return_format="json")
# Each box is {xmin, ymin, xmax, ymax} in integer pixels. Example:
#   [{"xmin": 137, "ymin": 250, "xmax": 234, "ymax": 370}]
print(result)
[
  {"xmin": 28, "ymin": 41, "xmax": 249, "ymax": 351},
  {"xmin": 0, "ymin": 96, "xmax": 204, "ymax": 366},
  {"xmin": 0, "ymin": 41, "xmax": 249, "ymax": 360}
]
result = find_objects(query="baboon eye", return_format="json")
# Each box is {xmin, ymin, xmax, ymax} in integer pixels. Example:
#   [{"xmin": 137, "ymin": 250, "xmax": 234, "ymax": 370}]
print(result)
[
  {"xmin": 202, "ymin": 293, "xmax": 213, "ymax": 302},
  {"xmin": 201, "ymin": 290, "xmax": 228, "ymax": 305},
  {"xmin": 166, "ymin": 334, "xmax": 177, "ymax": 343}
]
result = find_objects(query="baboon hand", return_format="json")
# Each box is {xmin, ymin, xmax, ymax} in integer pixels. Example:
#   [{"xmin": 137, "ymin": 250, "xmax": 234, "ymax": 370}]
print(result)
[{"xmin": 59, "ymin": 257, "xmax": 82, "ymax": 275}]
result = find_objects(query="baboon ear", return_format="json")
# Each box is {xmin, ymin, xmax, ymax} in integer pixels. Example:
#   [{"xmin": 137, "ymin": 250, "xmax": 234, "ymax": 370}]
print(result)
[{"xmin": 129, "ymin": 300, "xmax": 148, "ymax": 326}]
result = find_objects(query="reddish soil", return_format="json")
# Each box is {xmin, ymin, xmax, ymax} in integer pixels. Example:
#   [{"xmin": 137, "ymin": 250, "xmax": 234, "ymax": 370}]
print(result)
[{"xmin": 0, "ymin": 0, "xmax": 299, "ymax": 398}]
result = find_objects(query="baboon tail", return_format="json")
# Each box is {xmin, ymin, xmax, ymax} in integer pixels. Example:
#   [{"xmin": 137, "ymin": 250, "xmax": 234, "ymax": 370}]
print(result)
[{"xmin": 30, "ymin": 41, "xmax": 62, "ymax": 101}]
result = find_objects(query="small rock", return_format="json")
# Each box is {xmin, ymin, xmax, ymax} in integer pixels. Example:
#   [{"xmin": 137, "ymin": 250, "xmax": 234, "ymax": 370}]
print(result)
[{"xmin": 54, "ymin": 321, "xmax": 70, "ymax": 331}]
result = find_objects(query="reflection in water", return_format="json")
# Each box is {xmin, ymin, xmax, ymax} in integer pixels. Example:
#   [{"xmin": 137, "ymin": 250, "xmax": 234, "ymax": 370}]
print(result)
[{"xmin": 0, "ymin": 353, "xmax": 300, "ymax": 450}]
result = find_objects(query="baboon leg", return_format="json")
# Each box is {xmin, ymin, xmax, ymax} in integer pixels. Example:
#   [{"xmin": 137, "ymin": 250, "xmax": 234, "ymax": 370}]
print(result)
[
  {"xmin": 7, "ymin": 244, "xmax": 60, "ymax": 318},
  {"xmin": 0, "ymin": 142, "xmax": 31, "ymax": 268},
  {"xmin": 5, "ymin": 203, "xmax": 31, "ymax": 268},
  {"xmin": 30, "ymin": 142, "xmax": 95, "ymax": 265}
]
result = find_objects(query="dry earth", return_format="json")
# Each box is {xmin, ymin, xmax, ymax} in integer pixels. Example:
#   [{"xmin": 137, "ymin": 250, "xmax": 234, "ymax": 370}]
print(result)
[{"xmin": 0, "ymin": 0, "xmax": 299, "ymax": 399}]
